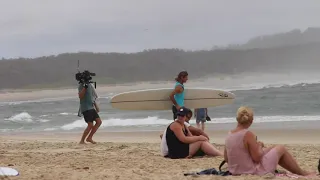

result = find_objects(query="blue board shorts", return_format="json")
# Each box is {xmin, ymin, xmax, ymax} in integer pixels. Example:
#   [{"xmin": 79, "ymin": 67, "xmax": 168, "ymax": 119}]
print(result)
[{"xmin": 196, "ymin": 118, "xmax": 206, "ymax": 123}]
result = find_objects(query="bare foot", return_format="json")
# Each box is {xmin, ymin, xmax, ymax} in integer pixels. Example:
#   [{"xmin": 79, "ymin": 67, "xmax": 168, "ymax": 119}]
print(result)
[
  {"xmin": 86, "ymin": 139, "xmax": 97, "ymax": 144},
  {"xmin": 79, "ymin": 141, "xmax": 86, "ymax": 144}
]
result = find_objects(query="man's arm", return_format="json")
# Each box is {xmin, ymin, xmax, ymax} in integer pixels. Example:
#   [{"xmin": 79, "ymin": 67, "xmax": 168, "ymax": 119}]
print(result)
[
  {"xmin": 188, "ymin": 126, "xmax": 210, "ymax": 140},
  {"xmin": 93, "ymin": 102, "xmax": 100, "ymax": 112},
  {"xmin": 78, "ymin": 85, "xmax": 87, "ymax": 99},
  {"xmin": 169, "ymin": 85, "xmax": 183, "ymax": 109}
]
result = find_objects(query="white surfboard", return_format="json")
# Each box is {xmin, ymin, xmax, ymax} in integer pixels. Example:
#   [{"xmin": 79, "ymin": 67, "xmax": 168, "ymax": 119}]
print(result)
[
  {"xmin": 0, "ymin": 167, "xmax": 19, "ymax": 176},
  {"xmin": 110, "ymin": 88, "xmax": 235, "ymax": 110}
]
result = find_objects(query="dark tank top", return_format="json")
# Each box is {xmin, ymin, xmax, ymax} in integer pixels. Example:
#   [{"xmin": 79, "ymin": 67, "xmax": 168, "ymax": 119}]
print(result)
[{"xmin": 166, "ymin": 122, "xmax": 190, "ymax": 159}]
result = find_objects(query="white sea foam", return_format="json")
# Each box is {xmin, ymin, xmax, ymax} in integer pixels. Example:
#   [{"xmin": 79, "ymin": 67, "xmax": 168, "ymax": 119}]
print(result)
[
  {"xmin": 4, "ymin": 112, "xmax": 50, "ymax": 123},
  {"xmin": 59, "ymin": 112, "xmax": 77, "ymax": 116},
  {"xmin": 4, "ymin": 112, "xmax": 33, "ymax": 123},
  {"xmin": 57, "ymin": 115, "xmax": 320, "ymax": 130}
]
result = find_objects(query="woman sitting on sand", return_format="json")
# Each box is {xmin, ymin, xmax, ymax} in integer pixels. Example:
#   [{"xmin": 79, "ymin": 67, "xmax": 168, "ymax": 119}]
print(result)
[
  {"xmin": 224, "ymin": 106, "xmax": 316, "ymax": 176},
  {"xmin": 165, "ymin": 107, "xmax": 223, "ymax": 159}
]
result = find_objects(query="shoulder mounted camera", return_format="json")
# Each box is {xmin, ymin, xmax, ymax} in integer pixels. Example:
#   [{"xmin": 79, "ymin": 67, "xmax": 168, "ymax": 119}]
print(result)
[{"xmin": 75, "ymin": 70, "xmax": 96, "ymax": 88}]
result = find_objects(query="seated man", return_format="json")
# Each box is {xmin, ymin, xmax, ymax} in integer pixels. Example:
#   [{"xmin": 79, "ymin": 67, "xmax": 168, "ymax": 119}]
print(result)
[
  {"xmin": 224, "ymin": 106, "xmax": 316, "ymax": 176},
  {"xmin": 160, "ymin": 107, "xmax": 223, "ymax": 158}
]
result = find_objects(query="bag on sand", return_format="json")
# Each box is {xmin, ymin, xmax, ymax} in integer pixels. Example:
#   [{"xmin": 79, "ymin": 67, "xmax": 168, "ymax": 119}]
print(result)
[{"xmin": 183, "ymin": 160, "xmax": 231, "ymax": 176}]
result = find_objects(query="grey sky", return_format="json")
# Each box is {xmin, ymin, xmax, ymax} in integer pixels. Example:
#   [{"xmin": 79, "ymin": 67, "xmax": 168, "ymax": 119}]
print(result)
[{"xmin": 0, "ymin": 0, "xmax": 319, "ymax": 58}]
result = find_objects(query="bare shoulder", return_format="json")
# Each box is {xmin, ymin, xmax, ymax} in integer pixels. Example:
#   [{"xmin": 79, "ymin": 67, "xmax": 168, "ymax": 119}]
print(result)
[
  {"xmin": 244, "ymin": 130, "xmax": 256, "ymax": 143},
  {"xmin": 170, "ymin": 122, "xmax": 180, "ymax": 130}
]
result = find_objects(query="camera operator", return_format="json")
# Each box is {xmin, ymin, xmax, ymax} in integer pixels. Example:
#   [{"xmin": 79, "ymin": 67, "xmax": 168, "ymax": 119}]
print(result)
[{"xmin": 78, "ymin": 81, "xmax": 102, "ymax": 144}]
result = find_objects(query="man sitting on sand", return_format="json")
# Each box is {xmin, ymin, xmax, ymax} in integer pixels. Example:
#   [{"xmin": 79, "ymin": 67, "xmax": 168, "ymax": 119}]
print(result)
[
  {"xmin": 224, "ymin": 106, "xmax": 317, "ymax": 177},
  {"xmin": 161, "ymin": 107, "xmax": 223, "ymax": 159}
]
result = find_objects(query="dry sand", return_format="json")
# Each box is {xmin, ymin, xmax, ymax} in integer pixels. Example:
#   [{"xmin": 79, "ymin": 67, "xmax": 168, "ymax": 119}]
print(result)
[{"xmin": 1, "ymin": 130, "xmax": 320, "ymax": 180}]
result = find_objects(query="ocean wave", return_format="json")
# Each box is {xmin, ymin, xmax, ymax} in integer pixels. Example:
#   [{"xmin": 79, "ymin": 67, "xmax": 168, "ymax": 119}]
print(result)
[
  {"xmin": 227, "ymin": 81, "xmax": 320, "ymax": 91},
  {"xmin": 4, "ymin": 112, "xmax": 33, "ymax": 123},
  {"xmin": 55, "ymin": 115, "xmax": 320, "ymax": 131},
  {"xmin": 0, "ymin": 93, "xmax": 115, "ymax": 106},
  {"xmin": 1, "ymin": 79, "xmax": 320, "ymax": 107},
  {"xmin": 59, "ymin": 112, "xmax": 77, "ymax": 116},
  {"xmin": 59, "ymin": 116, "xmax": 169, "ymax": 130},
  {"xmin": 4, "ymin": 112, "xmax": 50, "ymax": 123},
  {"xmin": 0, "ymin": 96, "xmax": 76, "ymax": 106}
]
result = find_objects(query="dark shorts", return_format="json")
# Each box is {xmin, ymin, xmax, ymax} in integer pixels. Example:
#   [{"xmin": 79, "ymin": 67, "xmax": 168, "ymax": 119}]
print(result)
[
  {"xmin": 82, "ymin": 109, "xmax": 100, "ymax": 123},
  {"xmin": 194, "ymin": 149, "xmax": 205, "ymax": 157},
  {"xmin": 172, "ymin": 105, "xmax": 177, "ymax": 120},
  {"xmin": 165, "ymin": 148, "xmax": 205, "ymax": 159},
  {"xmin": 196, "ymin": 118, "xmax": 206, "ymax": 123}
]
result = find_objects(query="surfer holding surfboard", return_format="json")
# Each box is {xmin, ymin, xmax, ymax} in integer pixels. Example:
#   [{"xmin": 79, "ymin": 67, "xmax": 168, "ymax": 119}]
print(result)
[{"xmin": 169, "ymin": 71, "xmax": 188, "ymax": 120}]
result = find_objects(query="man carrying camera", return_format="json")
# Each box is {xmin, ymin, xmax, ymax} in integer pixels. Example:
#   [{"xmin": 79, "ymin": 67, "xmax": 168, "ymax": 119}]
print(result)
[{"xmin": 78, "ymin": 82, "xmax": 102, "ymax": 144}]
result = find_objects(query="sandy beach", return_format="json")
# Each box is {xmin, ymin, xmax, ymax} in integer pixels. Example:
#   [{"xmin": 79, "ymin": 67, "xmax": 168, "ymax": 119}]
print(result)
[
  {"xmin": 1, "ymin": 82, "xmax": 320, "ymax": 179},
  {"xmin": 0, "ymin": 130, "xmax": 320, "ymax": 180}
]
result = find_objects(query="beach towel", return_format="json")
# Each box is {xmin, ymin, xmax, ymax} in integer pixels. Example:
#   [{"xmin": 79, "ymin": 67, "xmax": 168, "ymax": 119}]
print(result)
[{"xmin": 77, "ymin": 84, "xmax": 98, "ymax": 117}]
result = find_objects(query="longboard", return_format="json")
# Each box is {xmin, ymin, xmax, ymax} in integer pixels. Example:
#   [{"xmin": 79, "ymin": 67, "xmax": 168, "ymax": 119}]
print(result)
[{"xmin": 110, "ymin": 88, "xmax": 235, "ymax": 110}]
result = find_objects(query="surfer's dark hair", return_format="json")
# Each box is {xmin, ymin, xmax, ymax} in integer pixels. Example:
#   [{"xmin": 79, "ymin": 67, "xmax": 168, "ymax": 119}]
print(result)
[{"xmin": 175, "ymin": 71, "xmax": 188, "ymax": 82}]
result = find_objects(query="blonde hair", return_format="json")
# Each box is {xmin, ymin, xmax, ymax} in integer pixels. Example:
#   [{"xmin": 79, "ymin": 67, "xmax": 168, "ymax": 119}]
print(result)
[{"xmin": 236, "ymin": 106, "xmax": 254, "ymax": 124}]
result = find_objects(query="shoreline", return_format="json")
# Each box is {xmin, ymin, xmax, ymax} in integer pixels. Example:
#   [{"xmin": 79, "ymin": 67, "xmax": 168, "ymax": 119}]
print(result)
[
  {"xmin": 1, "ymin": 119, "xmax": 320, "ymax": 134},
  {"xmin": 1, "ymin": 127, "xmax": 320, "ymax": 145}
]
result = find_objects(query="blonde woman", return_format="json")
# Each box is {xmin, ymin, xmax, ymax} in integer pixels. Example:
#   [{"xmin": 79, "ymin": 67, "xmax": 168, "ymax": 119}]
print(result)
[{"xmin": 223, "ymin": 106, "xmax": 316, "ymax": 176}]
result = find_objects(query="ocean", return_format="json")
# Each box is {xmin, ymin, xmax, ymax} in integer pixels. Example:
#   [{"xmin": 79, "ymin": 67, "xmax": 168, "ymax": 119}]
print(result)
[{"xmin": 1, "ymin": 72, "xmax": 320, "ymax": 133}]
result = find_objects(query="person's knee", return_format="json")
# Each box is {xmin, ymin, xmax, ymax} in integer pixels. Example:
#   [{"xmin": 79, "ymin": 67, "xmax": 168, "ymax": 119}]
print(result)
[
  {"xmin": 95, "ymin": 118, "xmax": 102, "ymax": 126},
  {"xmin": 87, "ymin": 122, "xmax": 94, "ymax": 128},
  {"xmin": 275, "ymin": 145, "xmax": 287, "ymax": 154}
]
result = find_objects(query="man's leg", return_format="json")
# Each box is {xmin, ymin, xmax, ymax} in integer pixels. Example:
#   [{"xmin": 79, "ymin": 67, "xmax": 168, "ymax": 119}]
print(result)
[
  {"xmin": 196, "ymin": 119, "xmax": 200, "ymax": 129},
  {"xmin": 80, "ymin": 122, "xmax": 93, "ymax": 144},
  {"xmin": 86, "ymin": 117, "xmax": 102, "ymax": 144},
  {"xmin": 201, "ymin": 121, "xmax": 205, "ymax": 131}
]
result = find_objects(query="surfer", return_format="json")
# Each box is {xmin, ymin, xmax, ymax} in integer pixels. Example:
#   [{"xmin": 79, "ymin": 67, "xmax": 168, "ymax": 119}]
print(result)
[
  {"xmin": 78, "ymin": 83, "xmax": 102, "ymax": 144},
  {"xmin": 163, "ymin": 107, "xmax": 223, "ymax": 159},
  {"xmin": 169, "ymin": 71, "xmax": 188, "ymax": 120}
]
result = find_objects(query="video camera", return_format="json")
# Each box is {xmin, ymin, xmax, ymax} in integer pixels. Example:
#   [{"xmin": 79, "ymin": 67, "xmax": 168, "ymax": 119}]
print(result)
[{"xmin": 75, "ymin": 70, "xmax": 96, "ymax": 88}]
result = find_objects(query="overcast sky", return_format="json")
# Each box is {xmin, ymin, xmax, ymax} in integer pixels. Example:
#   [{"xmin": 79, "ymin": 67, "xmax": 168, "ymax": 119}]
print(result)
[{"xmin": 0, "ymin": 0, "xmax": 319, "ymax": 58}]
